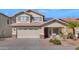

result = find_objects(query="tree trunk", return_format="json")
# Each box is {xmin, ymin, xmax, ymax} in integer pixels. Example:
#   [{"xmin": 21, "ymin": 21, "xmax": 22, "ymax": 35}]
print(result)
[
  {"xmin": 72, "ymin": 28, "xmax": 75, "ymax": 35},
  {"xmin": 72, "ymin": 28, "xmax": 76, "ymax": 39}
]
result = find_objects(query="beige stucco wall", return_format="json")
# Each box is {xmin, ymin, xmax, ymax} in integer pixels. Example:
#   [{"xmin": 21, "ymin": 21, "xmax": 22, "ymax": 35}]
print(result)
[
  {"xmin": 61, "ymin": 27, "xmax": 68, "ymax": 35},
  {"xmin": 27, "ymin": 12, "xmax": 44, "ymax": 23},
  {"xmin": 40, "ymin": 27, "xmax": 44, "ymax": 35},
  {"xmin": 27, "ymin": 12, "xmax": 42, "ymax": 17},
  {"xmin": 12, "ymin": 28, "xmax": 16, "ymax": 35},
  {"xmin": 67, "ymin": 28, "xmax": 73, "ymax": 33}
]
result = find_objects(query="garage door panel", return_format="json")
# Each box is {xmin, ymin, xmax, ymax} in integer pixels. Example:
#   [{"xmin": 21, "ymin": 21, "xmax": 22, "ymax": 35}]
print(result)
[{"xmin": 17, "ymin": 30, "xmax": 40, "ymax": 38}]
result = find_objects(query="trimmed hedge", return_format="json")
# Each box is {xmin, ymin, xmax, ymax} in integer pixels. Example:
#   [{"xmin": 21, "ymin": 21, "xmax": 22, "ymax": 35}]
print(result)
[{"xmin": 49, "ymin": 38, "xmax": 61, "ymax": 45}]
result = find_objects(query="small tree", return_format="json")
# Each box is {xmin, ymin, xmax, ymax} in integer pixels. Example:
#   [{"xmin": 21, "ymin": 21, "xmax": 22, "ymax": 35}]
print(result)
[{"xmin": 67, "ymin": 21, "xmax": 79, "ymax": 39}]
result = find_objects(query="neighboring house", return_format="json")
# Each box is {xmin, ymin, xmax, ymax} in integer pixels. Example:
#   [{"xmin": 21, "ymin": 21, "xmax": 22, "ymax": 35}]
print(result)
[
  {"xmin": 63, "ymin": 18, "xmax": 79, "ymax": 37},
  {"xmin": 0, "ymin": 13, "xmax": 12, "ymax": 38},
  {"xmin": 10, "ymin": 10, "xmax": 68, "ymax": 39}
]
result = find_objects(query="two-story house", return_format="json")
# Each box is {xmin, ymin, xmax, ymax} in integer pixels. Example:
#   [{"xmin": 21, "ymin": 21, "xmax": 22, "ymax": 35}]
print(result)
[
  {"xmin": 10, "ymin": 10, "xmax": 45, "ymax": 38},
  {"xmin": 10, "ymin": 10, "xmax": 69, "ymax": 39},
  {"xmin": 0, "ymin": 13, "xmax": 12, "ymax": 38}
]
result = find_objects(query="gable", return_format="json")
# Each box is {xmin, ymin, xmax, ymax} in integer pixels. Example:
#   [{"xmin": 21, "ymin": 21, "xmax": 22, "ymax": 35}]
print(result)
[
  {"xmin": 16, "ymin": 14, "xmax": 30, "ymax": 17},
  {"xmin": 26, "ymin": 10, "xmax": 44, "ymax": 17},
  {"xmin": 14, "ymin": 12, "xmax": 31, "ymax": 17},
  {"xmin": 26, "ymin": 12, "xmax": 42, "ymax": 17},
  {"xmin": 44, "ymin": 20, "xmax": 67, "ymax": 27}
]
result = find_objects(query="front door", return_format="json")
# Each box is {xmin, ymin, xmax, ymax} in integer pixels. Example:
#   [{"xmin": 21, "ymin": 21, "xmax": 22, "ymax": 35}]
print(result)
[{"xmin": 44, "ymin": 28, "xmax": 49, "ymax": 38}]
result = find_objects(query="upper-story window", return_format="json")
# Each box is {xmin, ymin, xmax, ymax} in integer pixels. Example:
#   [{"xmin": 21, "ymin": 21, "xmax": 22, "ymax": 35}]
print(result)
[
  {"xmin": 33, "ymin": 17, "xmax": 42, "ymax": 22},
  {"xmin": 18, "ymin": 16, "xmax": 29, "ymax": 22}
]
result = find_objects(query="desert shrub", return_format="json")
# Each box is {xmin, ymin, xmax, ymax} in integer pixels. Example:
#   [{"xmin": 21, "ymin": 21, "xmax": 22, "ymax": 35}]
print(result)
[
  {"xmin": 59, "ymin": 31, "xmax": 64, "ymax": 37},
  {"xmin": 49, "ymin": 38, "xmax": 61, "ymax": 45},
  {"xmin": 53, "ymin": 38, "xmax": 61, "ymax": 45},
  {"xmin": 75, "ymin": 46, "xmax": 79, "ymax": 50},
  {"xmin": 49, "ymin": 39, "xmax": 53, "ymax": 43},
  {"xmin": 67, "ymin": 33, "xmax": 74, "ymax": 39}
]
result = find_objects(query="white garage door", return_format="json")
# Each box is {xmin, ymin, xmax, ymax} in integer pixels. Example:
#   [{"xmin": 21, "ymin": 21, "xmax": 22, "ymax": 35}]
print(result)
[{"xmin": 17, "ymin": 29, "xmax": 40, "ymax": 38}]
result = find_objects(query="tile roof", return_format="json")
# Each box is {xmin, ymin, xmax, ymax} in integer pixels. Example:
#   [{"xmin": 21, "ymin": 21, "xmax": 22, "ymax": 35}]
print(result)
[
  {"xmin": 63, "ymin": 18, "xmax": 79, "ymax": 22},
  {"xmin": 26, "ymin": 10, "xmax": 44, "ymax": 16},
  {"xmin": 10, "ymin": 22, "xmax": 43, "ymax": 27},
  {"xmin": 0, "ymin": 13, "xmax": 9, "ymax": 17}
]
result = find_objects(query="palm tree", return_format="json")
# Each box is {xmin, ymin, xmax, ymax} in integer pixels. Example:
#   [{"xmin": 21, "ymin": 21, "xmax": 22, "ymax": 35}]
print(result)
[{"xmin": 67, "ymin": 21, "xmax": 79, "ymax": 39}]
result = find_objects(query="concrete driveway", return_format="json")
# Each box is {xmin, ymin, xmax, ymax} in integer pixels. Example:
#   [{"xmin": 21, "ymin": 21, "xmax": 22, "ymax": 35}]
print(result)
[{"xmin": 0, "ymin": 38, "xmax": 77, "ymax": 50}]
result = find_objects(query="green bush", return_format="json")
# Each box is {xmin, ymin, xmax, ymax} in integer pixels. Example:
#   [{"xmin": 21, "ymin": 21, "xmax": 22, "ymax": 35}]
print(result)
[
  {"xmin": 49, "ymin": 38, "xmax": 61, "ymax": 45},
  {"xmin": 75, "ymin": 46, "xmax": 79, "ymax": 50}
]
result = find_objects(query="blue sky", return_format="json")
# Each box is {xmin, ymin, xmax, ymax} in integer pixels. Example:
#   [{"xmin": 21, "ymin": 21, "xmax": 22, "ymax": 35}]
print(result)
[{"xmin": 0, "ymin": 9, "xmax": 79, "ymax": 18}]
